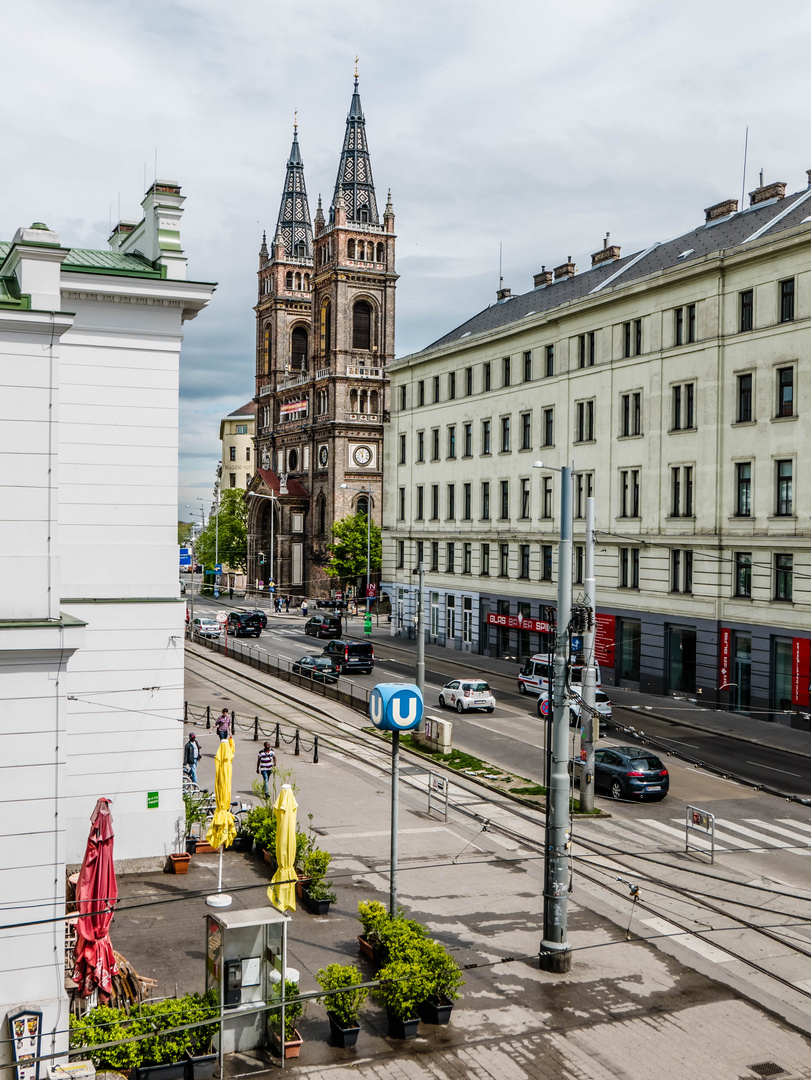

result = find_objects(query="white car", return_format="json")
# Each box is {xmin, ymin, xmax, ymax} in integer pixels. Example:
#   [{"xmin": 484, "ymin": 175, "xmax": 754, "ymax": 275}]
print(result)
[
  {"xmin": 536, "ymin": 690, "xmax": 611, "ymax": 735},
  {"xmin": 438, "ymin": 679, "xmax": 496, "ymax": 713},
  {"xmin": 192, "ymin": 617, "xmax": 221, "ymax": 638}
]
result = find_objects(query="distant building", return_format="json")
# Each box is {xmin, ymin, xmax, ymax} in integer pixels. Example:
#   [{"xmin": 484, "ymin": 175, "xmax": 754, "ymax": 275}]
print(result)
[
  {"xmin": 0, "ymin": 183, "xmax": 213, "ymax": 1063},
  {"xmin": 218, "ymin": 401, "xmax": 255, "ymax": 589},
  {"xmin": 248, "ymin": 76, "xmax": 396, "ymax": 599},
  {"xmin": 384, "ymin": 176, "xmax": 811, "ymax": 724}
]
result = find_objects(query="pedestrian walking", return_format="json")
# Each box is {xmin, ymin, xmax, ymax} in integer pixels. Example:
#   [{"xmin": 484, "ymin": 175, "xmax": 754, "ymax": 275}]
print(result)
[
  {"xmin": 285, "ymin": 596, "xmax": 290, "ymax": 613},
  {"xmin": 301, "ymin": 598, "xmax": 308, "ymax": 617},
  {"xmin": 184, "ymin": 732, "xmax": 200, "ymax": 784},
  {"xmin": 256, "ymin": 742, "xmax": 276, "ymax": 797},
  {"xmin": 229, "ymin": 585, "xmax": 233, "ymax": 600},
  {"xmin": 215, "ymin": 709, "xmax": 231, "ymax": 741}
]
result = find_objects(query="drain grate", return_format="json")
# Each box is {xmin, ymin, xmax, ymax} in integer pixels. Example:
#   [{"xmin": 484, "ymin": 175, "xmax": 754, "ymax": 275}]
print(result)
[{"xmin": 748, "ymin": 1065, "xmax": 787, "ymax": 1078}]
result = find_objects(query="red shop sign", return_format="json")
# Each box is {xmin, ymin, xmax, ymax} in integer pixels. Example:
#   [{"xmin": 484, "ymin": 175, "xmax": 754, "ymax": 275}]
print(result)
[
  {"xmin": 486, "ymin": 612, "xmax": 552, "ymax": 634},
  {"xmin": 594, "ymin": 613, "xmax": 615, "ymax": 668},
  {"xmin": 792, "ymin": 637, "xmax": 810, "ymax": 707},
  {"xmin": 719, "ymin": 627, "xmax": 732, "ymax": 687}
]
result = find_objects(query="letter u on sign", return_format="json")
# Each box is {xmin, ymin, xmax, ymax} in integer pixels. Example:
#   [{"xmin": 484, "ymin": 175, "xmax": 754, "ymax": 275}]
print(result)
[
  {"xmin": 368, "ymin": 683, "xmax": 424, "ymax": 732},
  {"xmin": 392, "ymin": 694, "xmax": 418, "ymax": 727}
]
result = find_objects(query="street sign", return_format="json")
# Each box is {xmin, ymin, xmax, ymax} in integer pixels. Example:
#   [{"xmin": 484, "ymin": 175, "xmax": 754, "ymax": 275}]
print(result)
[
  {"xmin": 179, "ymin": 547, "xmax": 191, "ymax": 567},
  {"xmin": 335, "ymin": 591, "xmax": 343, "ymax": 600},
  {"xmin": 366, "ymin": 583, "xmax": 377, "ymax": 598},
  {"xmin": 571, "ymin": 636, "xmax": 583, "ymax": 653},
  {"xmin": 215, "ymin": 564, "xmax": 222, "ymax": 573},
  {"xmin": 147, "ymin": 791, "xmax": 159, "ymax": 809},
  {"xmin": 539, "ymin": 697, "xmax": 550, "ymax": 716},
  {"xmin": 369, "ymin": 683, "xmax": 424, "ymax": 732},
  {"xmin": 216, "ymin": 611, "xmax": 228, "ymax": 624}
]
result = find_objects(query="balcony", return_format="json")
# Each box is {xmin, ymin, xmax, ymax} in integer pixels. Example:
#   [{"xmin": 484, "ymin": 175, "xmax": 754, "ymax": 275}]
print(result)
[
  {"xmin": 346, "ymin": 367, "xmax": 383, "ymax": 379},
  {"xmin": 279, "ymin": 372, "xmax": 311, "ymax": 391},
  {"xmin": 348, "ymin": 413, "xmax": 380, "ymax": 423},
  {"xmin": 315, "ymin": 368, "xmax": 330, "ymax": 380},
  {"xmin": 258, "ymin": 384, "xmax": 272, "ymax": 397}
]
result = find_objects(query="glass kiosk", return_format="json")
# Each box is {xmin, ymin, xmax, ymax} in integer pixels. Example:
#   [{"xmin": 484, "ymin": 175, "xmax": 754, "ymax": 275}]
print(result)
[{"xmin": 205, "ymin": 908, "xmax": 290, "ymax": 1068}]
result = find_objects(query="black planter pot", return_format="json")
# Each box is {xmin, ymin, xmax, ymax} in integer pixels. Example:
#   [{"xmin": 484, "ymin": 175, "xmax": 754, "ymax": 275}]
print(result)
[
  {"xmin": 417, "ymin": 996, "xmax": 454, "ymax": 1025},
  {"xmin": 134, "ymin": 1063, "xmax": 186, "ymax": 1080},
  {"xmin": 185, "ymin": 837, "xmax": 197, "ymax": 855},
  {"xmin": 385, "ymin": 1011, "xmax": 420, "ymax": 1040},
  {"xmin": 302, "ymin": 888, "xmax": 332, "ymax": 916},
  {"xmin": 327, "ymin": 1011, "xmax": 360, "ymax": 1048},
  {"xmin": 230, "ymin": 836, "xmax": 252, "ymax": 853},
  {"xmin": 184, "ymin": 1050, "xmax": 217, "ymax": 1080}
]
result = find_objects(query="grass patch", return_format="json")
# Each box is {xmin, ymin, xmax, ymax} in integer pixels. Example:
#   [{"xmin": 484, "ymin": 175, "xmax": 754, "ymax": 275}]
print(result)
[{"xmin": 511, "ymin": 785, "xmax": 546, "ymax": 797}]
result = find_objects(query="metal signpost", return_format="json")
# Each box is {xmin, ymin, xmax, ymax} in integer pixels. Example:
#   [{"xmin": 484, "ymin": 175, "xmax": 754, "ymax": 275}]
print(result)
[
  {"xmin": 427, "ymin": 771, "xmax": 449, "ymax": 821},
  {"xmin": 580, "ymin": 497, "xmax": 598, "ymax": 812},
  {"xmin": 216, "ymin": 611, "xmax": 228, "ymax": 656},
  {"xmin": 368, "ymin": 684, "xmax": 424, "ymax": 915},
  {"xmin": 685, "ymin": 805, "xmax": 716, "ymax": 863}
]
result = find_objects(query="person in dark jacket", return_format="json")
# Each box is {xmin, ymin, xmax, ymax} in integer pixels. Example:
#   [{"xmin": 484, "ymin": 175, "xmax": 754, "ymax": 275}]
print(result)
[{"xmin": 184, "ymin": 733, "xmax": 200, "ymax": 784}]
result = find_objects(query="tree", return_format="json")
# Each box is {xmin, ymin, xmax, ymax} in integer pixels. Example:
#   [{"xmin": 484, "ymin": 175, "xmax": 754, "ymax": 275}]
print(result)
[
  {"xmin": 177, "ymin": 521, "xmax": 194, "ymax": 546},
  {"xmin": 326, "ymin": 513, "xmax": 381, "ymax": 588},
  {"xmin": 195, "ymin": 489, "xmax": 248, "ymax": 573}
]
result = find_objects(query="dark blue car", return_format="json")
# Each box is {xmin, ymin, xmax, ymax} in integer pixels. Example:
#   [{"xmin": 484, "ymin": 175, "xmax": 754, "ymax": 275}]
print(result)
[{"xmin": 593, "ymin": 746, "xmax": 669, "ymax": 801}]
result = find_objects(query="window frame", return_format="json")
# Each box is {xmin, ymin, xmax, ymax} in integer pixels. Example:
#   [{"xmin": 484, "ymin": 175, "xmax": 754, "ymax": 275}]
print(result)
[{"xmin": 740, "ymin": 289, "xmax": 753, "ymax": 332}]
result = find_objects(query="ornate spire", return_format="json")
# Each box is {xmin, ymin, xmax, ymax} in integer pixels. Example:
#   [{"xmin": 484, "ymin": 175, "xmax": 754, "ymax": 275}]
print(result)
[
  {"xmin": 274, "ymin": 127, "xmax": 313, "ymax": 260},
  {"xmin": 330, "ymin": 76, "xmax": 379, "ymax": 226},
  {"xmin": 259, "ymin": 230, "xmax": 268, "ymax": 258}
]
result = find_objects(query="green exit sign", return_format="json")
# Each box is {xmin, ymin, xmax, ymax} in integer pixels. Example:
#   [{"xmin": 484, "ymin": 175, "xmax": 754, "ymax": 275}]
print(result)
[{"xmin": 147, "ymin": 791, "xmax": 159, "ymax": 809}]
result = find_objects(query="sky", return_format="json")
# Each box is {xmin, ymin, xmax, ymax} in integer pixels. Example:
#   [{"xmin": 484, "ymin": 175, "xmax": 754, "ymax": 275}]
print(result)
[{"xmin": 3, "ymin": 0, "xmax": 811, "ymax": 519}]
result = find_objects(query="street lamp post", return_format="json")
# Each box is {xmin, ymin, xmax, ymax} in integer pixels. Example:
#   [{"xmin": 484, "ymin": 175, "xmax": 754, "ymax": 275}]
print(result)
[
  {"xmin": 533, "ymin": 460, "xmax": 573, "ymax": 973},
  {"xmin": 340, "ymin": 483, "xmax": 372, "ymax": 613},
  {"xmin": 580, "ymin": 496, "xmax": 597, "ymax": 813},
  {"xmin": 248, "ymin": 492, "xmax": 278, "ymax": 610},
  {"xmin": 411, "ymin": 561, "xmax": 425, "ymax": 704}
]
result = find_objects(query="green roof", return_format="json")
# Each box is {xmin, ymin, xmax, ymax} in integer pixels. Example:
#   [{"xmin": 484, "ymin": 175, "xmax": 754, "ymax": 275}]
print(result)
[{"xmin": 62, "ymin": 248, "xmax": 161, "ymax": 277}]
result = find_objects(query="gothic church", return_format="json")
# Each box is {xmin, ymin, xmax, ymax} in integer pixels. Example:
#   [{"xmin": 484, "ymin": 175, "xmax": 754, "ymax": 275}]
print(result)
[{"xmin": 248, "ymin": 76, "xmax": 396, "ymax": 598}]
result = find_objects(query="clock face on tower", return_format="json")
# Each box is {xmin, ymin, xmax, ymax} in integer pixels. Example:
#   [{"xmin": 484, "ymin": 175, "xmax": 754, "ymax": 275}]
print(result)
[
  {"xmin": 318, "ymin": 445, "xmax": 329, "ymax": 467},
  {"xmin": 353, "ymin": 445, "xmax": 372, "ymax": 466}
]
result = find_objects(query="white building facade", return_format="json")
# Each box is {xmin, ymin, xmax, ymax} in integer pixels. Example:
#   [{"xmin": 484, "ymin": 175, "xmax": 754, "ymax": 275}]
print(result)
[
  {"xmin": 383, "ymin": 178, "xmax": 811, "ymax": 728},
  {"xmin": 0, "ymin": 184, "xmax": 213, "ymax": 1066}
]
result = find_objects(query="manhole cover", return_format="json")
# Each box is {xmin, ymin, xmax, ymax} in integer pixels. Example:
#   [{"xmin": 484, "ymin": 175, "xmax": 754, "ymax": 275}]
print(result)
[{"xmin": 748, "ymin": 1064, "xmax": 787, "ymax": 1078}]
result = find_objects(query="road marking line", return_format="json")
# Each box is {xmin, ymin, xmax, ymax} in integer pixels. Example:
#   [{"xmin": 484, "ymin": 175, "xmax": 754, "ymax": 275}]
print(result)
[
  {"xmin": 656, "ymin": 817, "xmax": 751, "ymax": 850},
  {"xmin": 640, "ymin": 916, "xmax": 734, "ymax": 964},
  {"xmin": 713, "ymin": 818, "xmax": 808, "ymax": 853},
  {"xmin": 745, "ymin": 761, "xmax": 801, "ymax": 778},
  {"xmin": 325, "ymin": 826, "xmax": 450, "ymax": 840},
  {"xmin": 745, "ymin": 819, "xmax": 811, "ymax": 846},
  {"xmin": 642, "ymin": 819, "xmax": 713, "ymax": 850},
  {"xmin": 778, "ymin": 818, "xmax": 811, "ymax": 835}
]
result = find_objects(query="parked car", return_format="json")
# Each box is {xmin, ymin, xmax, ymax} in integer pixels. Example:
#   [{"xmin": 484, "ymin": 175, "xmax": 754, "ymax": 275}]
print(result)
[
  {"xmin": 518, "ymin": 653, "xmax": 602, "ymax": 696},
  {"xmin": 536, "ymin": 691, "xmax": 610, "ymax": 736},
  {"xmin": 191, "ymin": 617, "xmax": 221, "ymax": 638},
  {"xmin": 316, "ymin": 598, "xmax": 346, "ymax": 610},
  {"xmin": 226, "ymin": 612, "xmax": 263, "ymax": 638},
  {"xmin": 243, "ymin": 608, "xmax": 268, "ymax": 629},
  {"xmin": 305, "ymin": 614, "xmax": 343, "ymax": 638},
  {"xmin": 321, "ymin": 639, "xmax": 375, "ymax": 674},
  {"xmin": 291, "ymin": 655, "xmax": 341, "ymax": 683},
  {"xmin": 179, "ymin": 579, "xmax": 186, "ymax": 595},
  {"xmin": 438, "ymin": 679, "xmax": 496, "ymax": 713},
  {"xmin": 592, "ymin": 746, "xmax": 669, "ymax": 801}
]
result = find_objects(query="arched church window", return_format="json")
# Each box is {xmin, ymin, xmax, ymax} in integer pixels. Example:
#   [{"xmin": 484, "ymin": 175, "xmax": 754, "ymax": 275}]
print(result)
[
  {"xmin": 322, "ymin": 300, "xmax": 332, "ymax": 356},
  {"xmin": 376, "ymin": 243, "xmax": 385, "ymax": 263},
  {"xmin": 370, "ymin": 390, "xmax": 379, "ymax": 414},
  {"xmin": 347, "ymin": 239, "xmax": 355, "ymax": 259},
  {"xmin": 350, "ymin": 388, "xmax": 358, "ymax": 412},
  {"xmin": 288, "ymin": 447, "xmax": 298, "ymax": 472},
  {"xmin": 359, "ymin": 389, "xmax": 368, "ymax": 414},
  {"xmin": 291, "ymin": 327, "xmax": 308, "ymax": 370},
  {"xmin": 352, "ymin": 301, "xmax": 372, "ymax": 351},
  {"xmin": 358, "ymin": 241, "xmax": 366, "ymax": 260},
  {"xmin": 358, "ymin": 207, "xmax": 370, "ymax": 223},
  {"xmin": 303, "ymin": 273, "xmax": 310, "ymax": 290},
  {"xmin": 286, "ymin": 271, "xmax": 293, "ymax": 288},
  {"xmin": 318, "ymin": 497, "xmax": 326, "ymax": 535},
  {"xmin": 295, "ymin": 272, "xmax": 302, "ymax": 289},
  {"xmin": 356, "ymin": 496, "xmax": 369, "ymax": 517}
]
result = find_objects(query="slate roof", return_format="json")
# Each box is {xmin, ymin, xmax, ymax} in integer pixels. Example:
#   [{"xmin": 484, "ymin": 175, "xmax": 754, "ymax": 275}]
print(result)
[
  {"xmin": 426, "ymin": 185, "xmax": 811, "ymax": 351},
  {"xmin": 228, "ymin": 401, "xmax": 256, "ymax": 418}
]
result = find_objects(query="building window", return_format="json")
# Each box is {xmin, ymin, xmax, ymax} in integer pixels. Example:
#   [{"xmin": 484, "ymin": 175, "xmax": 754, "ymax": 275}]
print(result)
[
  {"xmin": 545, "ymin": 344, "xmax": 554, "ymax": 377},
  {"xmin": 500, "ymin": 416, "xmax": 511, "ymax": 453},
  {"xmin": 672, "ymin": 383, "xmax": 695, "ymax": 430},
  {"xmin": 687, "ymin": 304, "xmax": 696, "ymax": 343},
  {"xmin": 521, "ymin": 412, "xmax": 531, "ymax": 450},
  {"xmin": 520, "ymin": 544, "xmax": 530, "ymax": 579},
  {"xmin": 483, "ymin": 362, "xmax": 491, "ymax": 392},
  {"xmin": 418, "ymin": 380, "xmax": 425, "ymax": 407},
  {"xmin": 740, "ymin": 289, "xmax": 753, "ymax": 332},
  {"xmin": 674, "ymin": 307, "xmax": 684, "ymax": 346},
  {"xmin": 541, "ymin": 544, "xmax": 553, "ymax": 581},
  {"xmin": 780, "ymin": 278, "xmax": 795, "ymax": 323},
  {"xmin": 396, "ymin": 540, "xmax": 404, "ymax": 569},
  {"xmin": 448, "ymin": 371, "xmax": 456, "ymax": 400},
  {"xmin": 430, "ymin": 590, "xmax": 439, "ymax": 634},
  {"xmin": 588, "ymin": 331, "xmax": 596, "ymax": 366},
  {"xmin": 481, "ymin": 543, "xmax": 490, "ymax": 576},
  {"xmin": 352, "ymin": 300, "xmax": 372, "ymax": 350},
  {"xmin": 463, "ymin": 483, "xmax": 471, "ymax": 520},
  {"xmin": 775, "ymin": 553, "xmax": 793, "ymax": 601},
  {"xmin": 433, "ymin": 375, "xmax": 440, "ymax": 403},
  {"xmin": 481, "ymin": 482, "xmax": 490, "ymax": 520},
  {"xmin": 542, "ymin": 476, "xmax": 553, "ymax": 519},
  {"xmin": 431, "ymin": 428, "xmax": 440, "ymax": 461},
  {"xmin": 520, "ymin": 477, "xmax": 530, "ymax": 519},
  {"xmin": 465, "ymin": 367, "xmax": 473, "ymax": 395},
  {"xmin": 735, "ymin": 462, "xmax": 752, "ymax": 516},
  {"xmin": 500, "ymin": 480, "xmax": 509, "ymax": 519},
  {"xmin": 634, "ymin": 318, "xmax": 642, "ymax": 354},
  {"xmin": 416, "ymin": 486, "xmax": 424, "ymax": 520},
  {"xmin": 446, "ymin": 542, "xmax": 455, "ymax": 574},
  {"xmin": 416, "ymin": 540, "xmax": 424, "ymax": 568},
  {"xmin": 447, "ymin": 484, "xmax": 455, "ymax": 519},
  {"xmin": 398, "ymin": 433, "xmax": 406, "ymax": 465},
  {"xmin": 398, "ymin": 487, "xmax": 405, "ymax": 520},
  {"xmin": 578, "ymin": 334, "xmax": 586, "ymax": 369},
  {"xmin": 430, "ymin": 541, "xmax": 439, "ymax": 572},
  {"xmin": 776, "ymin": 460, "xmax": 793, "ymax": 516},
  {"xmin": 503, "ymin": 356, "xmax": 511, "ymax": 387},
  {"xmin": 620, "ymin": 547, "xmax": 640, "ymax": 589},
  {"xmin": 737, "ymin": 373, "xmax": 753, "ymax": 423},
  {"xmin": 574, "ymin": 471, "xmax": 593, "ymax": 519},
  {"xmin": 463, "ymin": 542, "xmax": 472, "ymax": 574},
  {"xmin": 575, "ymin": 400, "xmax": 595, "ymax": 442},
  {"xmin": 417, "ymin": 431, "xmax": 424, "ymax": 462},
  {"xmin": 777, "ymin": 367, "xmax": 794, "ymax": 417},
  {"xmin": 735, "ymin": 551, "xmax": 752, "ymax": 597},
  {"xmin": 229, "ymin": 472, "xmax": 236, "ymax": 488},
  {"xmin": 482, "ymin": 419, "xmax": 491, "ymax": 455},
  {"xmin": 670, "ymin": 549, "xmax": 693, "ymax": 593},
  {"xmin": 523, "ymin": 351, "xmax": 532, "ymax": 381},
  {"xmin": 574, "ymin": 545, "xmax": 584, "ymax": 585},
  {"xmin": 447, "ymin": 425, "xmax": 456, "ymax": 459},
  {"xmin": 543, "ymin": 407, "xmax": 554, "ymax": 447},
  {"xmin": 772, "ymin": 637, "xmax": 793, "ymax": 711},
  {"xmin": 463, "ymin": 423, "xmax": 472, "ymax": 457},
  {"xmin": 430, "ymin": 484, "xmax": 439, "ymax": 520},
  {"xmin": 620, "ymin": 391, "xmax": 642, "ymax": 436},
  {"xmin": 236, "ymin": 423, "xmax": 248, "ymax": 435},
  {"xmin": 499, "ymin": 543, "xmax": 509, "ymax": 577},
  {"xmin": 620, "ymin": 469, "xmax": 640, "ymax": 517},
  {"xmin": 229, "ymin": 446, "xmax": 236, "ymax": 461},
  {"xmin": 671, "ymin": 465, "xmax": 693, "ymax": 516}
]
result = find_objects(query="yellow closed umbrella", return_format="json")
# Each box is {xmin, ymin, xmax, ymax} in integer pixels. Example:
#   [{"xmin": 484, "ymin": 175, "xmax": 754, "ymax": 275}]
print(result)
[
  {"xmin": 268, "ymin": 784, "xmax": 297, "ymax": 912},
  {"xmin": 205, "ymin": 738, "xmax": 236, "ymax": 908}
]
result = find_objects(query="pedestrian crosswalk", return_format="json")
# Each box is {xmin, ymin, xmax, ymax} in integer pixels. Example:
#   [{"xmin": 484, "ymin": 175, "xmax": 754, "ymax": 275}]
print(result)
[{"xmin": 638, "ymin": 815, "xmax": 811, "ymax": 856}]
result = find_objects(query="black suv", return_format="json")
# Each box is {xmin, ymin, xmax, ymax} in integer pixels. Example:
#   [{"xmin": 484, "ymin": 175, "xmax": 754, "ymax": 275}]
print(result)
[
  {"xmin": 243, "ymin": 608, "xmax": 268, "ymax": 629},
  {"xmin": 304, "ymin": 615, "xmax": 342, "ymax": 639},
  {"xmin": 321, "ymin": 639, "xmax": 375, "ymax": 674},
  {"xmin": 226, "ymin": 612, "xmax": 263, "ymax": 637}
]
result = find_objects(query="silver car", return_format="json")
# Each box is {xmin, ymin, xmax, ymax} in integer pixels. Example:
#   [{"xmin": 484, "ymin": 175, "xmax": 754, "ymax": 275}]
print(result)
[{"xmin": 192, "ymin": 617, "xmax": 221, "ymax": 638}]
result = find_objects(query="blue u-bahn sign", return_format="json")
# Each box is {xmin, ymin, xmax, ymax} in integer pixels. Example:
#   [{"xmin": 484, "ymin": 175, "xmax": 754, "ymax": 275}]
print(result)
[{"xmin": 369, "ymin": 683, "xmax": 424, "ymax": 732}]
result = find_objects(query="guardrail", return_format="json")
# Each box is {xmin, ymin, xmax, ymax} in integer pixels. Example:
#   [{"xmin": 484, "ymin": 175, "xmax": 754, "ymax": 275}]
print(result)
[{"xmin": 184, "ymin": 698, "xmax": 320, "ymax": 762}]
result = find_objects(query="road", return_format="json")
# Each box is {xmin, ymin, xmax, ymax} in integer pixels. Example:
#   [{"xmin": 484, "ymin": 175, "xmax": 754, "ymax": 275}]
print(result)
[{"xmin": 188, "ymin": 594, "xmax": 811, "ymax": 798}]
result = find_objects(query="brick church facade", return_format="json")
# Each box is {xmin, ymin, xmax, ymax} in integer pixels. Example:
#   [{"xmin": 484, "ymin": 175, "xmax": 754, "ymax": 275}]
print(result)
[{"xmin": 248, "ymin": 77, "xmax": 396, "ymax": 598}]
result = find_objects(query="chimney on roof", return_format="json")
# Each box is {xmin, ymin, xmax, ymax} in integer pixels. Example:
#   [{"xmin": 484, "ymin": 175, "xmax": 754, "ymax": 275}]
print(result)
[
  {"xmin": 749, "ymin": 178, "xmax": 787, "ymax": 206},
  {"xmin": 554, "ymin": 257, "xmax": 575, "ymax": 280},
  {"xmin": 533, "ymin": 265, "xmax": 553, "ymax": 288},
  {"xmin": 704, "ymin": 198, "xmax": 738, "ymax": 222},
  {"xmin": 496, "ymin": 287, "xmax": 512, "ymax": 301},
  {"xmin": 806, "ymin": 169, "xmax": 811, "ymax": 188},
  {"xmin": 591, "ymin": 232, "xmax": 621, "ymax": 266}
]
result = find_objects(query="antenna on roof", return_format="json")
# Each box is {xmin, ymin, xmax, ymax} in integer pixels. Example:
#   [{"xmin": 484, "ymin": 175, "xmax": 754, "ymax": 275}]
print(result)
[
  {"xmin": 740, "ymin": 126, "xmax": 748, "ymax": 212},
  {"xmin": 759, "ymin": 168, "xmax": 764, "ymax": 186},
  {"xmin": 499, "ymin": 241, "xmax": 503, "ymax": 290}
]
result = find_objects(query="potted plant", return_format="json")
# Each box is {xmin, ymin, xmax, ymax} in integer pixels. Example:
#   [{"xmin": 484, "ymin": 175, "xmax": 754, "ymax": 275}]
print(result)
[
  {"xmin": 230, "ymin": 819, "xmax": 253, "ymax": 854},
  {"xmin": 373, "ymin": 958, "xmax": 430, "ymax": 1040},
  {"xmin": 300, "ymin": 849, "xmax": 336, "ymax": 915},
  {"xmin": 315, "ymin": 963, "xmax": 368, "ymax": 1048},
  {"xmin": 356, "ymin": 900, "xmax": 388, "ymax": 962},
  {"xmin": 183, "ymin": 792, "xmax": 209, "ymax": 855},
  {"xmin": 416, "ymin": 940, "xmax": 464, "ymax": 1025},
  {"xmin": 269, "ymin": 978, "xmax": 304, "ymax": 1060}
]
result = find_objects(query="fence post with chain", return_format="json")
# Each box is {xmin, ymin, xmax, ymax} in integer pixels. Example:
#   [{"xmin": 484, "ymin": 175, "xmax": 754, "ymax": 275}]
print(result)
[
  {"xmin": 274, "ymin": 722, "xmax": 280, "ymax": 749},
  {"xmin": 206, "ymin": 705, "xmax": 211, "ymax": 729},
  {"xmin": 294, "ymin": 729, "xmax": 300, "ymax": 756},
  {"xmin": 313, "ymin": 736, "xmax": 318, "ymax": 764},
  {"xmin": 254, "ymin": 717, "xmax": 259, "ymax": 741}
]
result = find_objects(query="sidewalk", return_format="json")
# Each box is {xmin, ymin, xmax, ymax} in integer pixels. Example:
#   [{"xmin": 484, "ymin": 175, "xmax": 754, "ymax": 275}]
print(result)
[{"xmin": 103, "ymin": 654, "xmax": 811, "ymax": 1080}]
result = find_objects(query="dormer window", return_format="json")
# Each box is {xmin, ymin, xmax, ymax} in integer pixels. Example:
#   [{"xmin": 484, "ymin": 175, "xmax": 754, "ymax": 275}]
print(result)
[{"xmin": 358, "ymin": 207, "xmax": 370, "ymax": 223}]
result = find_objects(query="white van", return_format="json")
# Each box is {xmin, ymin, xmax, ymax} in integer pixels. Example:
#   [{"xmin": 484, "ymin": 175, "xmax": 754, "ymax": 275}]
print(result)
[{"xmin": 518, "ymin": 653, "xmax": 602, "ymax": 696}]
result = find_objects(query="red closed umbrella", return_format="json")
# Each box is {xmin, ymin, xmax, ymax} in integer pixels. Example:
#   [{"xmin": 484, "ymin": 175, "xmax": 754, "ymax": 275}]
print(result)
[{"xmin": 72, "ymin": 798, "xmax": 119, "ymax": 1000}]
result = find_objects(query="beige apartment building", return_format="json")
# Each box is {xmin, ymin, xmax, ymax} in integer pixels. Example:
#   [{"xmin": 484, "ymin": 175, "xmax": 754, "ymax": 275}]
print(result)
[
  {"xmin": 220, "ymin": 400, "xmax": 255, "ymax": 490},
  {"xmin": 383, "ymin": 177, "xmax": 811, "ymax": 726}
]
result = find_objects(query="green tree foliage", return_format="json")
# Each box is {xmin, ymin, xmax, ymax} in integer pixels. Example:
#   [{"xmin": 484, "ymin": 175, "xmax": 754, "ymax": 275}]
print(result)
[
  {"xmin": 177, "ymin": 521, "xmax": 194, "ymax": 546},
  {"xmin": 195, "ymin": 489, "xmax": 248, "ymax": 572},
  {"xmin": 326, "ymin": 512, "xmax": 381, "ymax": 585}
]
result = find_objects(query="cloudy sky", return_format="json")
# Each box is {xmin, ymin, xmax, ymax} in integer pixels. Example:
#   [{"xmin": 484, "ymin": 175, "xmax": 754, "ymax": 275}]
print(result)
[{"xmin": 4, "ymin": 0, "xmax": 811, "ymax": 517}]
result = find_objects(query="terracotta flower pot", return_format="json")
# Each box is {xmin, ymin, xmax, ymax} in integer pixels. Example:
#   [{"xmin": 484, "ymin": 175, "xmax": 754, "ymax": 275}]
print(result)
[{"xmin": 167, "ymin": 853, "xmax": 190, "ymax": 874}]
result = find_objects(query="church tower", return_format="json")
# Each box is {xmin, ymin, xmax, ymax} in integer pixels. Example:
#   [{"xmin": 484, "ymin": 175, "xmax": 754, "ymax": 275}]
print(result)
[{"xmin": 249, "ymin": 79, "xmax": 397, "ymax": 600}]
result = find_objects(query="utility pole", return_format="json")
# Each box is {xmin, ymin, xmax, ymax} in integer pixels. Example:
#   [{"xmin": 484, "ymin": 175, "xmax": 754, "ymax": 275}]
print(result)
[
  {"xmin": 414, "ymin": 561, "xmax": 425, "ymax": 702},
  {"xmin": 540, "ymin": 464, "xmax": 573, "ymax": 973},
  {"xmin": 365, "ymin": 488, "xmax": 371, "ymax": 615},
  {"xmin": 580, "ymin": 496, "xmax": 597, "ymax": 813}
]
